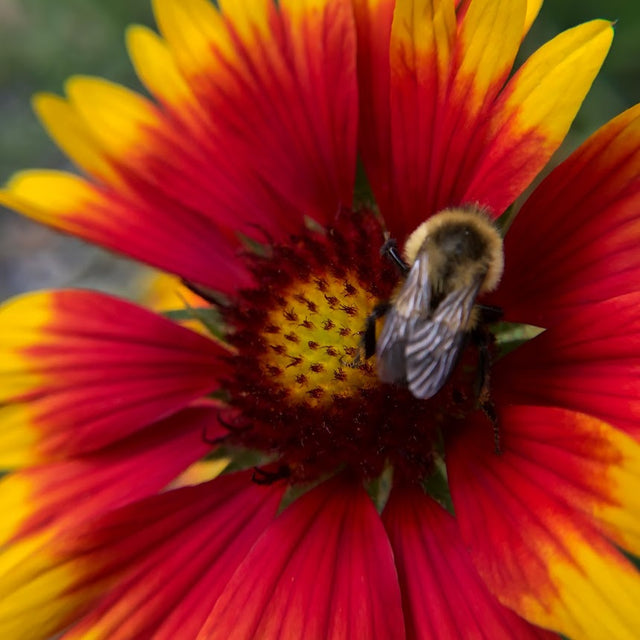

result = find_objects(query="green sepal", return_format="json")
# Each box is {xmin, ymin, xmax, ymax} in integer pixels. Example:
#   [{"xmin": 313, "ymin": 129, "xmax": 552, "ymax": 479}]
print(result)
[{"xmin": 162, "ymin": 305, "xmax": 227, "ymax": 340}]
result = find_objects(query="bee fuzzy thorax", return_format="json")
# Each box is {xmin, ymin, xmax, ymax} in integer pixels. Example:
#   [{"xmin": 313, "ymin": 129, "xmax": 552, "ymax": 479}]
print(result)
[
  {"xmin": 403, "ymin": 207, "xmax": 504, "ymax": 294},
  {"xmin": 372, "ymin": 205, "xmax": 505, "ymax": 402}
]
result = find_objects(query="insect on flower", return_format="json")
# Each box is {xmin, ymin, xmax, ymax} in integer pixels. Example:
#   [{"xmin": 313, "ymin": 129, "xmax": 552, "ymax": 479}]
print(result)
[{"xmin": 364, "ymin": 206, "xmax": 504, "ymax": 404}]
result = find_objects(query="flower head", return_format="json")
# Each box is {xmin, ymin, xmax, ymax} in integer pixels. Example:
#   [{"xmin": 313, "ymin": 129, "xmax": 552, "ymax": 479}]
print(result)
[{"xmin": 1, "ymin": 1, "xmax": 639, "ymax": 638}]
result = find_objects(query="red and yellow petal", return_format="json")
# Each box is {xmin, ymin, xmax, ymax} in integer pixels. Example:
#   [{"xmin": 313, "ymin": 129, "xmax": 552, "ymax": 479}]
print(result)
[
  {"xmin": 35, "ymin": 76, "xmax": 257, "ymax": 258},
  {"xmin": 356, "ymin": 0, "xmax": 612, "ymax": 240},
  {"xmin": 199, "ymin": 476, "xmax": 405, "ymax": 639},
  {"xmin": 65, "ymin": 76, "xmax": 163, "ymax": 168},
  {"xmin": 462, "ymin": 19, "xmax": 613, "ymax": 213},
  {"xmin": 504, "ymin": 407, "xmax": 640, "ymax": 556},
  {"xmin": 0, "ymin": 472, "xmax": 283, "ymax": 640},
  {"xmin": 447, "ymin": 407, "xmax": 640, "ymax": 639},
  {"xmin": 0, "ymin": 532, "xmax": 104, "ymax": 640},
  {"xmin": 495, "ymin": 103, "xmax": 640, "ymax": 326},
  {"xmin": 454, "ymin": 0, "xmax": 527, "ymax": 128},
  {"xmin": 59, "ymin": 472, "xmax": 283, "ymax": 640},
  {"xmin": 0, "ymin": 290, "xmax": 227, "ymax": 466},
  {"xmin": 31, "ymin": 94, "xmax": 119, "ymax": 184},
  {"xmin": 383, "ymin": 487, "xmax": 555, "ymax": 639},
  {"xmin": 0, "ymin": 406, "xmax": 220, "ymax": 546},
  {"xmin": 3, "ymin": 0, "xmax": 359, "ymax": 288},
  {"xmin": 0, "ymin": 170, "xmax": 250, "ymax": 293},
  {"xmin": 152, "ymin": 0, "xmax": 358, "ymax": 233},
  {"xmin": 354, "ymin": 0, "xmax": 458, "ymax": 231},
  {"xmin": 494, "ymin": 293, "xmax": 640, "ymax": 438},
  {"xmin": 126, "ymin": 25, "xmax": 201, "ymax": 120},
  {"xmin": 387, "ymin": 0, "xmax": 457, "ymax": 237},
  {"xmin": 354, "ymin": 0, "xmax": 541, "ymax": 229},
  {"xmin": 420, "ymin": 0, "xmax": 527, "ymax": 227}
]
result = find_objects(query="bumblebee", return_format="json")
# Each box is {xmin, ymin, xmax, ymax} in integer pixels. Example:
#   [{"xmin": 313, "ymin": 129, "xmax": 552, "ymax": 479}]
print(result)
[{"xmin": 364, "ymin": 206, "xmax": 504, "ymax": 400}]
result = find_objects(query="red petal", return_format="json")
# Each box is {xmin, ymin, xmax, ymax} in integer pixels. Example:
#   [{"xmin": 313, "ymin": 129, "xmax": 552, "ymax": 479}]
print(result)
[
  {"xmin": 352, "ymin": 0, "xmax": 395, "ymax": 219},
  {"xmin": 4, "ymin": 0, "xmax": 359, "ymax": 290},
  {"xmin": 461, "ymin": 20, "xmax": 612, "ymax": 215},
  {"xmin": 0, "ymin": 290, "xmax": 227, "ymax": 463},
  {"xmin": 495, "ymin": 104, "xmax": 640, "ymax": 326},
  {"xmin": 383, "ymin": 487, "xmax": 555, "ymax": 639},
  {"xmin": 494, "ymin": 293, "xmax": 640, "ymax": 438},
  {"xmin": 355, "ymin": 1, "xmax": 610, "ymax": 243},
  {"xmin": 0, "ymin": 406, "xmax": 219, "ymax": 545},
  {"xmin": 1, "ymin": 136, "xmax": 251, "ymax": 294},
  {"xmin": 59, "ymin": 472, "xmax": 283, "ymax": 640},
  {"xmin": 387, "ymin": 0, "xmax": 457, "ymax": 238},
  {"xmin": 152, "ymin": 0, "xmax": 357, "ymax": 236},
  {"xmin": 447, "ymin": 407, "xmax": 640, "ymax": 639},
  {"xmin": 199, "ymin": 476, "xmax": 405, "ymax": 640},
  {"xmin": 420, "ymin": 0, "xmax": 527, "ymax": 228},
  {"xmin": 482, "ymin": 406, "xmax": 640, "ymax": 556}
]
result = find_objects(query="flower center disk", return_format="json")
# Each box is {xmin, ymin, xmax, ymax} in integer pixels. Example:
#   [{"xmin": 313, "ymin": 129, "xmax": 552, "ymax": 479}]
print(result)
[
  {"xmin": 261, "ymin": 273, "xmax": 376, "ymax": 407},
  {"xmin": 223, "ymin": 211, "xmax": 459, "ymax": 483}
]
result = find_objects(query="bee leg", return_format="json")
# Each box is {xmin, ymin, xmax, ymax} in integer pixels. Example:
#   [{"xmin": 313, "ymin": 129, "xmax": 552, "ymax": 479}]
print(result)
[
  {"xmin": 477, "ymin": 304, "xmax": 503, "ymax": 324},
  {"xmin": 482, "ymin": 398, "xmax": 502, "ymax": 456},
  {"xmin": 363, "ymin": 301, "xmax": 391, "ymax": 359},
  {"xmin": 381, "ymin": 238, "xmax": 410, "ymax": 275},
  {"xmin": 472, "ymin": 324, "xmax": 502, "ymax": 455}
]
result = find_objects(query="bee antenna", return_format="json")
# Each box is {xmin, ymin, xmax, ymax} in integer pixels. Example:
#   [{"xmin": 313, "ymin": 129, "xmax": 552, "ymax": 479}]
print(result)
[{"xmin": 380, "ymin": 238, "xmax": 410, "ymax": 275}]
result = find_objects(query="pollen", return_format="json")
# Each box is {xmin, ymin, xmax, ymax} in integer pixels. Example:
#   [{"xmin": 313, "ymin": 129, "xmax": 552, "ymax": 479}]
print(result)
[{"xmin": 259, "ymin": 275, "xmax": 377, "ymax": 406}]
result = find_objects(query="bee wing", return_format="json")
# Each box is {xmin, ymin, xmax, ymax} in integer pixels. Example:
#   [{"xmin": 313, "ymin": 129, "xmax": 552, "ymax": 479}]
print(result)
[
  {"xmin": 376, "ymin": 255, "xmax": 431, "ymax": 385},
  {"xmin": 405, "ymin": 279, "xmax": 482, "ymax": 399}
]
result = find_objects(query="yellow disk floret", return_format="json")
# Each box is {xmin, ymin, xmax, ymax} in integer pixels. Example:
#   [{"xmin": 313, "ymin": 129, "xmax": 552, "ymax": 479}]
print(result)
[{"xmin": 260, "ymin": 273, "xmax": 379, "ymax": 407}]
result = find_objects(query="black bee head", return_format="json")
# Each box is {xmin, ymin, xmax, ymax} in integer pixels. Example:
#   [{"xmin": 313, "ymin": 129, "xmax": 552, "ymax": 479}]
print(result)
[{"xmin": 434, "ymin": 223, "xmax": 486, "ymax": 262}]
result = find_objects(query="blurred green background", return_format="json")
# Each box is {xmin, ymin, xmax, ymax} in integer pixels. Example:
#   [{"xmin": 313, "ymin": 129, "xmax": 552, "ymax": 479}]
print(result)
[{"xmin": 0, "ymin": 0, "xmax": 638, "ymax": 300}]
